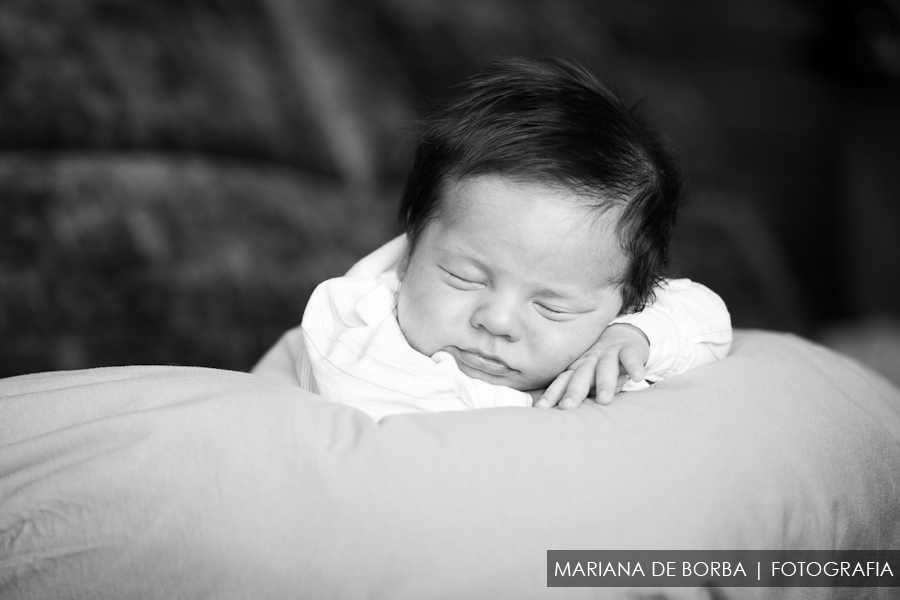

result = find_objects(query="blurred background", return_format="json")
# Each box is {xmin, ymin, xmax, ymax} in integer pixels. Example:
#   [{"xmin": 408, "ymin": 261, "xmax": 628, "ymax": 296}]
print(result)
[{"xmin": 2, "ymin": 0, "xmax": 899, "ymax": 386}]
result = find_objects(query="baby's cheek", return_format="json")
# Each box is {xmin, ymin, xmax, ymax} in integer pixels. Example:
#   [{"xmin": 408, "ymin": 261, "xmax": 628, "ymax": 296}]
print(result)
[
  {"xmin": 396, "ymin": 289, "xmax": 424, "ymax": 350},
  {"xmin": 543, "ymin": 323, "xmax": 602, "ymax": 365},
  {"xmin": 398, "ymin": 285, "xmax": 446, "ymax": 356},
  {"xmin": 516, "ymin": 339, "xmax": 561, "ymax": 385}
]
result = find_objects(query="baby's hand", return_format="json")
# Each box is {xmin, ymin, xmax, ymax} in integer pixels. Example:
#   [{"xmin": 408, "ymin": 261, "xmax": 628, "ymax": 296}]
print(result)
[{"xmin": 534, "ymin": 324, "xmax": 650, "ymax": 410}]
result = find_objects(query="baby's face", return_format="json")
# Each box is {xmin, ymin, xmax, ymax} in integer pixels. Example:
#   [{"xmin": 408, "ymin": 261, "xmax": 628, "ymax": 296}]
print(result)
[{"xmin": 397, "ymin": 174, "xmax": 626, "ymax": 391}]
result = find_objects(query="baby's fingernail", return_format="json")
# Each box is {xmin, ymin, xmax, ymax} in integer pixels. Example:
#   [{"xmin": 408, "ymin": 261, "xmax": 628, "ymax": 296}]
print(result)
[
  {"xmin": 535, "ymin": 397, "xmax": 548, "ymax": 408},
  {"xmin": 560, "ymin": 397, "xmax": 572, "ymax": 409},
  {"xmin": 597, "ymin": 391, "xmax": 611, "ymax": 404}
]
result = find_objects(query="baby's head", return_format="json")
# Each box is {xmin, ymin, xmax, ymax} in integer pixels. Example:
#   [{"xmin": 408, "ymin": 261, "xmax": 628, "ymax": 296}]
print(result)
[{"xmin": 396, "ymin": 58, "xmax": 683, "ymax": 392}]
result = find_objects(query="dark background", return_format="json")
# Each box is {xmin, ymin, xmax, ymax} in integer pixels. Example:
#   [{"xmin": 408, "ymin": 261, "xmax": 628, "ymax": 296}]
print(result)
[{"xmin": 2, "ymin": 0, "xmax": 899, "ymax": 385}]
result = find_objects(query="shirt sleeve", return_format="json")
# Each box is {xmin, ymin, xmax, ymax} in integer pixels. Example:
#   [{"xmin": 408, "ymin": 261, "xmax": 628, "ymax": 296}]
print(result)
[{"xmin": 610, "ymin": 279, "xmax": 732, "ymax": 391}]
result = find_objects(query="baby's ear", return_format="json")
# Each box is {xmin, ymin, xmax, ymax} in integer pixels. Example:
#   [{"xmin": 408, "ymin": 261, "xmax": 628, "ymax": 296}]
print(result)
[{"xmin": 396, "ymin": 248, "xmax": 410, "ymax": 280}]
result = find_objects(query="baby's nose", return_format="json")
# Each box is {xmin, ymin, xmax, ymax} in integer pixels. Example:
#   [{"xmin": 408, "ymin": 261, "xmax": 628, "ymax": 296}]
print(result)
[{"xmin": 470, "ymin": 297, "xmax": 522, "ymax": 341}]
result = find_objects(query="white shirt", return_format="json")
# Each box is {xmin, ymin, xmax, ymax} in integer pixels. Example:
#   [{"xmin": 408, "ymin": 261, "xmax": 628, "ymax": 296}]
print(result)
[{"xmin": 253, "ymin": 235, "xmax": 732, "ymax": 421}]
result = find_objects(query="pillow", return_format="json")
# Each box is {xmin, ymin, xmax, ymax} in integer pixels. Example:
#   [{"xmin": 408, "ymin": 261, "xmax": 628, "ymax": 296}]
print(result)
[{"xmin": 1, "ymin": 330, "xmax": 899, "ymax": 599}]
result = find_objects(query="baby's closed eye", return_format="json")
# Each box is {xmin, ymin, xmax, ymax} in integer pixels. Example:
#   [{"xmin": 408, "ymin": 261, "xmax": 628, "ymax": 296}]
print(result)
[
  {"xmin": 533, "ymin": 303, "xmax": 570, "ymax": 320},
  {"xmin": 440, "ymin": 268, "xmax": 485, "ymax": 291}
]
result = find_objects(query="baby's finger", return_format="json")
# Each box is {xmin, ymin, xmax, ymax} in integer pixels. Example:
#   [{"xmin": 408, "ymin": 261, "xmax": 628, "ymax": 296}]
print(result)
[
  {"xmin": 594, "ymin": 353, "xmax": 621, "ymax": 405},
  {"xmin": 619, "ymin": 346, "xmax": 646, "ymax": 383},
  {"xmin": 559, "ymin": 358, "xmax": 598, "ymax": 409},
  {"xmin": 565, "ymin": 354, "xmax": 594, "ymax": 373},
  {"xmin": 535, "ymin": 369, "xmax": 574, "ymax": 408}
]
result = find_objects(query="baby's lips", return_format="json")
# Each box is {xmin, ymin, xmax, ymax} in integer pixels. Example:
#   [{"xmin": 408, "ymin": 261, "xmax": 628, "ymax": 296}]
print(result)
[{"xmin": 456, "ymin": 348, "xmax": 514, "ymax": 376}]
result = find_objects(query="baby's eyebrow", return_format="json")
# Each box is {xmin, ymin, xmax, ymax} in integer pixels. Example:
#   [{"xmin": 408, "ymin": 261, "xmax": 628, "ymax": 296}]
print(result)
[{"xmin": 440, "ymin": 245, "xmax": 487, "ymax": 267}]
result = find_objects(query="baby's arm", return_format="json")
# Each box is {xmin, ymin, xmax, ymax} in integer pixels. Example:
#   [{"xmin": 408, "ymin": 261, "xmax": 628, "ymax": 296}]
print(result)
[{"xmin": 537, "ymin": 279, "xmax": 732, "ymax": 409}]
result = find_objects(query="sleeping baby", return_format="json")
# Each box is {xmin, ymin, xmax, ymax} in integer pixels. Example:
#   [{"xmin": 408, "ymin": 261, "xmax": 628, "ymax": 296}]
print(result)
[{"xmin": 253, "ymin": 58, "xmax": 732, "ymax": 421}]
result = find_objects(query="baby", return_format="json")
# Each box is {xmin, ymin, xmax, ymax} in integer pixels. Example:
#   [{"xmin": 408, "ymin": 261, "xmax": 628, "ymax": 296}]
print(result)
[{"xmin": 253, "ymin": 58, "xmax": 732, "ymax": 421}]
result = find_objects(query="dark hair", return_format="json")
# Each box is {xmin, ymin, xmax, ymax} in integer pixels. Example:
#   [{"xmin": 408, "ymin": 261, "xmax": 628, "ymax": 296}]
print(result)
[{"xmin": 399, "ymin": 58, "xmax": 683, "ymax": 314}]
